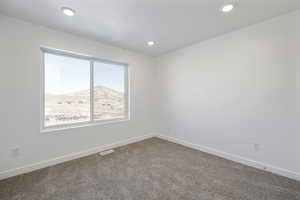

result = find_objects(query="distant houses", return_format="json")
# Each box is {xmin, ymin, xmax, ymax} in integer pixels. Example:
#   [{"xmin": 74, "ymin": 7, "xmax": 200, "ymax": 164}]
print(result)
[{"xmin": 56, "ymin": 100, "xmax": 87, "ymax": 105}]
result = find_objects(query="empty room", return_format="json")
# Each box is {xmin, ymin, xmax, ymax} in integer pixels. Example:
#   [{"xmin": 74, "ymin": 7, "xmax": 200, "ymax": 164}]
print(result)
[{"xmin": 1, "ymin": 0, "xmax": 300, "ymax": 199}]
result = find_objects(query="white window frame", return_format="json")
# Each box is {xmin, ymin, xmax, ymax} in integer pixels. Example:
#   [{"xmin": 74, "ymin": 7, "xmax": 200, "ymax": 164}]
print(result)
[{"xmin": 40, "ymin": 47, "xmax": 130, "ymax": 132}]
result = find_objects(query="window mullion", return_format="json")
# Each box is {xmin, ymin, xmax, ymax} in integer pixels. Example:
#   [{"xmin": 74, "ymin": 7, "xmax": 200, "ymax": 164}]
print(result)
[{"xmin": 90, "ymin": 60, "xmax": 94, "ymax": 122}]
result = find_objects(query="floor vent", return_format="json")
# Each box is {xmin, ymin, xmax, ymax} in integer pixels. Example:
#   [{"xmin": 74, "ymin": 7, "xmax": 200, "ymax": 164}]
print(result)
[{"xmin": 99, "ymin": 149, "xmax": 115, "ymax": 156}]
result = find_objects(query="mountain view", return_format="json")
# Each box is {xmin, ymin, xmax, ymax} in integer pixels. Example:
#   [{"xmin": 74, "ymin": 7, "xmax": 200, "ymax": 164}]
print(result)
[{"xmin": 45, "ymin": 86, "xmax": 125, "ymax": 127}]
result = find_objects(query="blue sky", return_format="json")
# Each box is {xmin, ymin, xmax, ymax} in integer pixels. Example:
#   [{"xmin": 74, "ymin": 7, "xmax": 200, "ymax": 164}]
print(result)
[{"xmin": 45, "ymin": 53, "xmax": 124, "ymax": 94}]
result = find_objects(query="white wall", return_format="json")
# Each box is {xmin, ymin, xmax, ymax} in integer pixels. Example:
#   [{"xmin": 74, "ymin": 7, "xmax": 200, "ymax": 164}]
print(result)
[
  {"xmin": 0, "ymin": 15, "xmax": 157, "ymax": 179},
  {"xmin": 156, "ymin": 11, "xmax": 300, "ymax": 180},
  {"xmin": 2, "ymin": 10, "xmax": 300, "ymax": 181}
]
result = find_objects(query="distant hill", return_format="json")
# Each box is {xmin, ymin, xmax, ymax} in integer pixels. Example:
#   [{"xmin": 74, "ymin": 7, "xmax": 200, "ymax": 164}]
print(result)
[{"xmin": 45, "ymin": 86, "xmax": 125, "ymax": 126}]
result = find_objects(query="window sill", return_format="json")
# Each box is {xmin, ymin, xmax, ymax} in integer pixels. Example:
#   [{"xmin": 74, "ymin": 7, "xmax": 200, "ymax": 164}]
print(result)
[{"xmin": 40, "ymin": 118, "xmax": 130, "ymax": 134}]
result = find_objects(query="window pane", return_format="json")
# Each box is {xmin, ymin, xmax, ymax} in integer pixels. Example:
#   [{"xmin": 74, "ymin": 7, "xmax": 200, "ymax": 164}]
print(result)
[
  {"xmin": 44, "ymin": 53, "xmax": 90, "ymax": 127},
  {"xmin": 93, "ymin": 62, "xmax": 126, "ymax": 121}
]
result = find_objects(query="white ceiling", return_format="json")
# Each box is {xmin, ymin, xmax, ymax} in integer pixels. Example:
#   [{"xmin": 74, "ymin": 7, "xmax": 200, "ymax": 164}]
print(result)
[{"xmin": 0, "ymin": 0, "xmax": 300, "ymax": 56}]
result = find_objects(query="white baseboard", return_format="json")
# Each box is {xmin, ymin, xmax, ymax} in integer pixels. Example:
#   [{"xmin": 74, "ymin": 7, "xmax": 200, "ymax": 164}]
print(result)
[
  {"xmin": 0, "ymin": 133, "xmax": 156, "ymax": 181},
  {"xmin": 157, "ymin": 134, "xmax": 300, "ymax": 182},
  {"xmin": 2, "ymin": 133, "xmax": 299, "ymax": 182}
]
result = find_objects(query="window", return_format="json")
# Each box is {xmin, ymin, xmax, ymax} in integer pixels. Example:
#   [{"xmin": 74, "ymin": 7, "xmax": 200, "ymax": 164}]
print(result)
[
  {"xmin": 42, "ymin": 48, "xmax": 129, "ymax": 130},
  {"xmin": 93, "ymin": 61, "xmax": 126, "ymax": 121}
]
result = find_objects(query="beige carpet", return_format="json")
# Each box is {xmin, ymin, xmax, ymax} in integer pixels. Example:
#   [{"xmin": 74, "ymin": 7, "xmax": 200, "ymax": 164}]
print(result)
[{"xmin": 0, "ymin": 138, "xmax": 300, "ymax": 200}]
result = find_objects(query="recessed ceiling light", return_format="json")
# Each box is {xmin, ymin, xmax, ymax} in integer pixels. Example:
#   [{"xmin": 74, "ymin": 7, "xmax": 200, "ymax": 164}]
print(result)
[
  {"xmin": 61, "ymin": 7, "xmax": 75, "ymax": 16},
  {"xmin": 147, "ymin": 41, "xmax": 155, "ymax": 46},
  {"xmin": 221, "ymin": 4, "xmax": 234, "ymax": 13}
]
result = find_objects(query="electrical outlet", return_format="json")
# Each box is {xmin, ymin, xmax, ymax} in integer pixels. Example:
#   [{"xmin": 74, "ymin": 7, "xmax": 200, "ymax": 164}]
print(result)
[
  {"xmin": 167, "ymin": 128, "xmax": 172, "ymax": 134},
  {"xmin": 11, "ymin": 146, "xmax": 20, "ymax": 157},
  {"xmin": 254, "ymin": 144, "xmax": 260, "ymax": 152}
]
